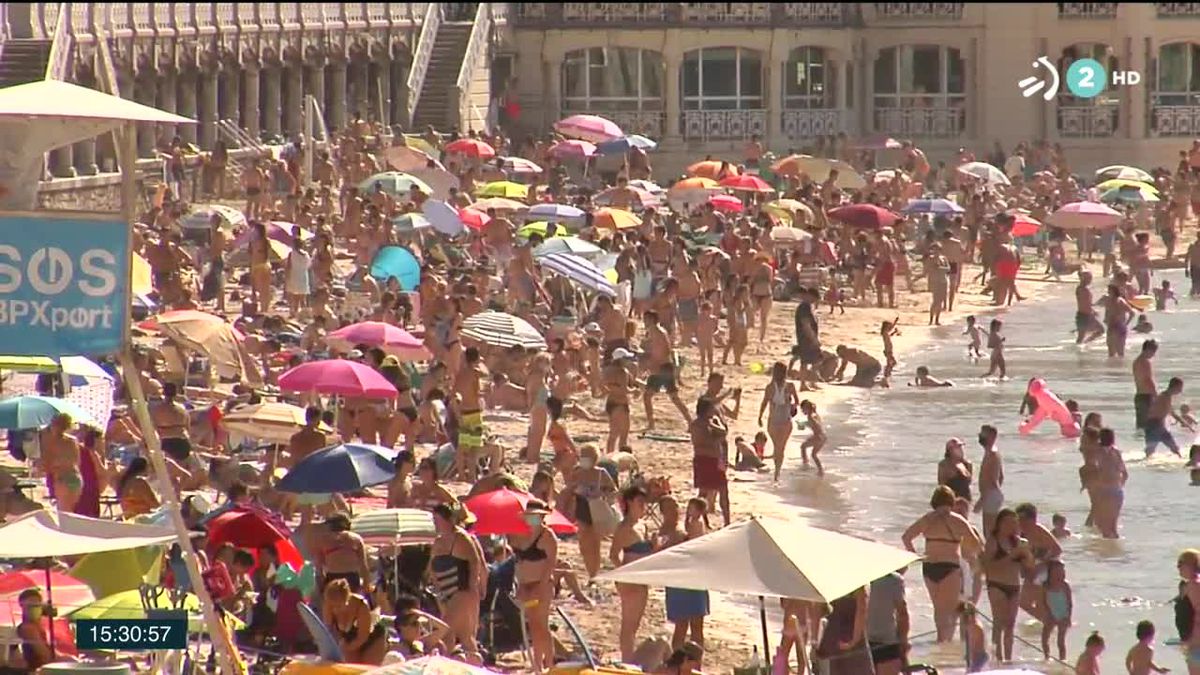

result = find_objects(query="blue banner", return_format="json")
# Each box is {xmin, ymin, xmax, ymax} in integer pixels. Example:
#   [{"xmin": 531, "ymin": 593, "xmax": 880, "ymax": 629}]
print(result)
[{"xmin": 0, "ymin": 212, "xmax": 129, "ymax": 356}]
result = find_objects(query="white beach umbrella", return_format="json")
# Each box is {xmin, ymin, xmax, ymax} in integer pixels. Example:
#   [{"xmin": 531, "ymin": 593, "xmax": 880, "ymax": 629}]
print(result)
[
  {"xmin": 537, "ymin": 252, "xmax": 617, "ymax": 296},
  {"xmin": 957, "ymin": 161, "xmax": 1011, "ymax": 186},
  {"xmin": 1095, "ymin": 165, "xmax": 1153, "ymax": 183},
  {"xmin": 532, "ymin": 236, "xmax": 604, "ymax": 259},
  {"xmin": 461, "ymin": 311, "xmax": 547, "ymax": 350}
]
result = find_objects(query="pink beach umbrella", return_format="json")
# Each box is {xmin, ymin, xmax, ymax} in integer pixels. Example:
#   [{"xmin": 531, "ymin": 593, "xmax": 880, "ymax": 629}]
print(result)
[
  {"xmin": 500, "ymin": 156, "xmax": 543, "ymax": 176},
  {"xmin": 1046, "ymin": 201, "xmax": 1122, "ymax": 231},
  {"xmin": 325, "ymin": 322, "xmax": 433, "ymax": 362},
  {"xmin": 278, "ymin": 360, "xmax": 398, "ymax": 398},
  {"xmin": 548, "ymin": 139, "xmax": 597, "ymax": 160},
  {"xmin": 708, "ymin": 194, "xmax": 744, "ymax": 214},
  {"xmin": 553, "ymin": 114, "xmax": 623, "ymax": 143}
]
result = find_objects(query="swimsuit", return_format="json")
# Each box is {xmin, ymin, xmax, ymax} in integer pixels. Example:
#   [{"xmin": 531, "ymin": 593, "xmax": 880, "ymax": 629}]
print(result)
[
  {"xmin": 987, "ymin": 580, "xmax": 1020, "ymax": 600},
  {"xmin": 458, "ymin": 410, "xmax": 485, "ymax": 451},
  {"xmin": 431, "ymin": 553, "xmax": 471, "ymax": 602},
  {"xmin": 605, "ymin": 399, "xmax": 629, "ymax": 415},
  {"xmin": 1045, "ymin": 587, "xmax": 1070, "ymax": 622},
  {"xmin": 1144, "ymin": 417, "xmax": 1179, "ymax": 455},
  {"xmin": 922, "ymin": 514, "xmax": 961, "ymax": 583},
  {"xmin": 1133, "ymin": 393, "xmax": 1153, "ymax": 430},
  {"xmin": 647, "ymin": 364, "xmax": 679, "ymax": 394}
]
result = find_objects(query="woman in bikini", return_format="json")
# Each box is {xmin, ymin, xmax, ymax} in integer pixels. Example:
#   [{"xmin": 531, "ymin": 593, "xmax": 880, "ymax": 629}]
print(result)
[
  {"xmin": 316, "ymin": 513, "xmax": 370, "ymax": 595},
  {"xmin": 512, "ymin": 500, "xmax": 559, "ymax": 671},
  {"xmin": 380, "ymin": 359, "xmax": 419, "ymax": 450},
  {"xmin": 524, "ymin": 354, "xmax": 552, "ymax": 463},
  {"xmin": 982, "ymin": 507, "xmax": 1035, "ymax": 662},
  {"xmin": 248, "ymin": 220, "xmax": 274, "ymax": 315},
  {"xmin": 427, "ymin": 504, "xmax": 485, "ymax": 663},
  {"xmin": 757, "ymin": 362, "xmax": 799, "ymax": 482},
  {"xmin": 116, "ymin": 457, "xmax": 160, "ymax": 519},
  {"xmin": 409, "ymin": 458, "xmax": 457, "ymax": 512},
  {"xmin": 937, "ymin": 437, "xmax": 974, "ymax": 504},
  {"xmin": 151, "ymin": 383, "xmax": 192, "ymax": 466},
  {"xmin": 902, "ymin": 486, "xmax": 984, "ymax": 642},
  {"xmin": 563, "ymin": 444, "xmax": 617, "ymax": 578},
  {"xmin": 42, "ymin": 413, "xmax": 83, "ymax": 513},
  {"xmin": 602, "ymin": 352, "xmax": 636, "ymax": 455},
  {"xmin": 387, "ymin": 450, "xmax": 416, "ymax": 508},
  {"xmin": 321, "ymin": 579, "xmax": 388, "ymax": 665},
  {"xmin": 610, "ymin": 486, "xmax": 654, "ymax": 664}
]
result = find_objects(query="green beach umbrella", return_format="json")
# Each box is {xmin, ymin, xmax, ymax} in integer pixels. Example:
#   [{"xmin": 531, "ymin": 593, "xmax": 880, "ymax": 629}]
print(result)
[
  {"xmin": 1100, "ymin": 186, "xmax": 1159, "ymax": 204},
  {"xmin": 69, "ymin": 588, "xmax": 243, "ymax": 633},
  {"xmin": 517, "ymin": 221, "xmax": 570, "ymax": 240},
  {"xmin": 358, "ymin": 171, "xmax": 433, "ymax": 197},
  {"xmin": 476, "ymin": 181, "xmax": 529, "ymax": 199}
]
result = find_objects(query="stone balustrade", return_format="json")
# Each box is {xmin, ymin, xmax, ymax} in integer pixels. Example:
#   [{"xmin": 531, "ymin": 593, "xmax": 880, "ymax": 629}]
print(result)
[
  {"xmin": 513, "ymin": 3, "xmax": 857, "ymax": 27},
  {"xmin": 1057, "ymin": 3, "xmax": 1120, "ymax": 18}
]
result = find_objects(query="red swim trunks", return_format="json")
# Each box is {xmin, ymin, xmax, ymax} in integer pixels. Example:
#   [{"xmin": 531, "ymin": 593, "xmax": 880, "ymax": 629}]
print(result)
[
  {"xmin": 996, "ymin": 259, "xmax": 1020, "ymax": 281},
  {"xmin": 692, "ymin": 455, "xmax": 727, "ymax": 491},
  {"xmin": 874, "ymin": 261, "xmax": 896, "ymax": 287}
]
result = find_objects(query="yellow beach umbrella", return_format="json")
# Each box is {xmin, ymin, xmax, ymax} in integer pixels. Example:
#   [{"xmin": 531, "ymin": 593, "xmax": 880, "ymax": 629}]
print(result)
[
  {"xmin": 402, "ymin": 134, "xmax": 439, "ymax": 157},
  {"xmin": 476, "ymin": 181, "xmax": 529, "ymax": 199},
  {"xmin": 1095, "ymin": 178, "xmax": 1159, "ymax": 194},
  {"xmin": 593, "ymin": 207, "xmax": 641, "ymax": 230},
  {"xmin": 517, "ymin": 221, "xmax": 571, "ymax": 239},
  {"xmin": 763, "ymin": 199, "xmax": 814, "ymax": 224},
  {"xmin": 132, "ymin": 253, "xmax": 153, "ymax": 294},
  {"xmin": 70, "ymin": 547, "xmax": 163, "ymax": 600},
  {"xmin": 672, "ymin": 177, "xmax": 719, "ymax": 191}
]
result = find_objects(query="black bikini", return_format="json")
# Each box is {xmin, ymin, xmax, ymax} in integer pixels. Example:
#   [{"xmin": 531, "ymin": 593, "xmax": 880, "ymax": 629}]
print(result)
[
  {"xmin": 516, "ymin": 530, "xmax": 548, "ymax": 563},
  {"xmin": 921, "ymin": 514, "xmax": 962, "ymax": 584}
]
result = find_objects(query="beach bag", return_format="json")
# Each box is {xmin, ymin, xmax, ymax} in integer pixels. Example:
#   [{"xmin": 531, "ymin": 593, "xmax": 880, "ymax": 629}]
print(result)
[{"xmin": 588, "ymin": 496, "xmax": 621, "ymax": 537}]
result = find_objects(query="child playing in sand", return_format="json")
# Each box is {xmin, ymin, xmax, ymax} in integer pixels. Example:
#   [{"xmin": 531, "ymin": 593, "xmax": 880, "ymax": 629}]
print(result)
[
  {"xmin": 798, "ymin": 400, "xmax": 825, "ymax": 477},
  {"xmin": 1124, "ymin": 620, "xmax": 1169, "ymax": 674},
  {"xmin": 1052, "ymin": 513, "xmax": 1072, "ymax": 538},
  {"xmin": 1133, "ymin": 314, "xmax": 1154, "ymax": 334},
  {"xmin": 1075, "ymin": 631, "xmax": 1105, "ymax": 675},
  {"xmin": 964, "ymin": 315, "xmax": 985, "ymax": 359},
  {"xmin": 881, "ymin": 317, "xmax": 900, "ymax": 381},
  {"xmin": 696, "ymin": 301, "xmax": 718, "ymax": 377},
  {"xmin": 824, "ymin": 276, "xmax": 846, "ymax": 315},
  {"xmin": 960, "ymin": 603, "xmax": 989, "ymax": 672},
  {"xmin": 1153, "ymin": 279, "xmax": 1178, "ymax": 311},
  {"xmin": 983, "ymin": 318, "xmax": 1007, "ymax": 379},
  {"xmin": 1041, "ymin": 560, "xmax": 1072, "ymax": 661},
  {"xmin": 733, "ymin": 436, "xmax": 768, "ymax": 472}
]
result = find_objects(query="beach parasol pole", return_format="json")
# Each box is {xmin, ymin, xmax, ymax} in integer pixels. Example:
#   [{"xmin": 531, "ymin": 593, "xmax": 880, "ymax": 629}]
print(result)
[
  {"xmin": 43, "ymin": 560, "xmax": 54, "ymax": 658},
  {"xmin": 758, "ymin": 595, "xmax": 771, "ymax": 666}
]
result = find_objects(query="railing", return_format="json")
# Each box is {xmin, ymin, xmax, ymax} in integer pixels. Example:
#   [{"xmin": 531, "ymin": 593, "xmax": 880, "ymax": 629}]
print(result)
[
  {"xmin": 563, "ymin": 3, "xmax": 668, "ymax": 23},
  {"xmin": 454, "ymin": 3, "xmax": 493, "ymax": 132},
  {"xmin": 872, "ymin": 3, "xmax": 965, "ymax": 20},
  {"xmin": 1057, "ymin": 105, "xmax": 1118, "ymax": 137},
  {"xmin": 1156, "ymin": 3, "xmax": 1200, "ymax": 16},
  {"xmin": 406, "ymin": 2, "xmax": 441, "ymax": 127},
  {"xmin": 783, "ymin": 109, "xmax": 846, "ymax": 139},
  {"xmin": 515, "ymin": 2, "xmax": 853, "ymax": 26},
  {"xmin": 562, "ymin": 109, "xmax": 667, "ymax": 138},
  {"xmin": 682, "ymin": 110, "xmax": 768, "ymax": 140},
  {"xmin": 45, "ymin": 3, "xmax": 72, "ymax": 81},
  {"xmin": 874, "ymin": 106, "xmax": 965, "ymax": 137},
  {"xmin": 783, "ymin": 3, "xmax": 854, "ymax": 24},
  {"xmin": 1057, "ymin": 3, "xmax": 1119, "ymax": 18},
  {"xmin": 682, "ymin": 3, "xmax": 772, "ymax": 23},
  {"xmin": 1151, "ymin": 104, "xmax": 1200, "ymax": 136}
]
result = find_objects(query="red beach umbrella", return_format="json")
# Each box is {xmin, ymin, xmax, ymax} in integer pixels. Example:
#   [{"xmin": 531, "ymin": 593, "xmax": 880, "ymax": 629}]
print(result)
[
  {"xmin": 719, "ymin": 174, "xmax": 775, "ymax": 193},
  {"xmin": 444, "ymin": 138, "xmax": 496, "ymax": 159},
  {"xmin": 464, "ymin": 488, "xmax": 577, "ymax": 536},
  {"xmin": 278, "ymin": 360, "xmax": 398, "ymax": 398},
  {"xmin": 708, "ymin": 194, "xmax": 745, "ymax": 214},
  {"xmin": 828, "ymin": 204, "xmax": 899, "ymax": 230}
]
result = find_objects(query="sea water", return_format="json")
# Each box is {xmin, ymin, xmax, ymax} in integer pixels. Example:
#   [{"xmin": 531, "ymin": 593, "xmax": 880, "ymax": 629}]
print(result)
[{"xmin": 796, "ymin": 270, "xmax": 1198, "ymax": 673}]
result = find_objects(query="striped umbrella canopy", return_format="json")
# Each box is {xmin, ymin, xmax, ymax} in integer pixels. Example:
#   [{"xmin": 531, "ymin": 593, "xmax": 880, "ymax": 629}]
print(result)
[
  {"xmin": 596, "ymin": 134, "xmax": 658, "ymax": 155},
  {"xmin": 1095, "ymin": 165, "xmax": 1153, "ymax": 183},
  {"xmin": 443, "ymin": 138, "xmax": 496, "ymax": 159},
  {"xmin": 548, "ymin": 139, "xmax": 598, "ymax": 160},
  {"xmin": 553, "ymin": 114, "xmax": 623, "ymax": 143},
  {"xmin": 901, "ymin": 198, "xmax": 965, "ymax": 214},
  {"xmin": 537, "ymin": 252, "xmax": 617, "ymax": 296},
  {"xmin": 392, "ymin": 213, "xmax": 431, "ymax": 232},
  {"xmin": 1100, "ymin": 185, "xmax": 1160, "ymax": 205},
  {"xmin": 527, "ymin": 203, "xmax": 585, "ymax": 223},
  {"xmin": 1095, "ymin": 178, "xmax": 1159, "ymax": 194},
  {"xmin": 499, "ymin": 156, "xmax": 543, "ymax": 176},
  {"xmin": 358, "ymin": 172, "xmax": 433, "ymax": 197},
  {"xmin": 462, "ymin": 311, "xmax": 547, "ymax": 350}
]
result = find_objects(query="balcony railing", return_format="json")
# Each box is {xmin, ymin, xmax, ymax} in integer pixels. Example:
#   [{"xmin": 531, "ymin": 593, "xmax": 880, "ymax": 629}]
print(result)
[
  {"xmin": 1157, "ymin": 3, "xmax": 1200, "ymax": 17},
  {"xmin": 562, "ymin": 3, "xmax": 668, "ymax": 23},
  {"xmin": 681, "ymin": 3, "xmax": 772, "ymax": 23},
  {"xmin": 682, "ymin": 110, "xmax": 768, "ymax": 140},
  {"xmin": 782, "ymin": 109, "xmax": 846, "ymax": 139},
  {"xmin": 563, "ymin": 109, "xmax": 667, "ymax": 138},
  {"xmin": 874, "ymin": 105, "xmax": 965, "ymax": 138},
  {"xmin": 1152, "ymin": 104, "xmax": 1200, "ymax": 136},
  {"xmin": 1057, "ymin": 3, "xmax": 1119, "ymax": 18},
  {"xmin": 514, "ymin": 2, "xmax": 855, "ymax": 26},
  {"xmin": 1057, "ymin": 105, "xmax": 1118, "ymax": 137},
  {"xmin": 872, "ymin": 3, "xmax": 965, "ymax": 20}
]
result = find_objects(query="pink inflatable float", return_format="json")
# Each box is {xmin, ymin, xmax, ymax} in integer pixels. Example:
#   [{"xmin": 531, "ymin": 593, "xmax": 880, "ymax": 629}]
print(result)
[{"xmin": 1018, "ymin": 378, "xmax": 1081, "ymax": 438}]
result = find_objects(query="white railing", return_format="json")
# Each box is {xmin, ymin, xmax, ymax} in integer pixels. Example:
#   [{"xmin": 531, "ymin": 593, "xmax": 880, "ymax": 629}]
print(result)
[
  {"xmin": 1152, "ymin": 104, "xmax": 1200, "ymax": 136},
  {"xmin": 44, "ymin": 3, "xmax": 72, "ymax": 81},
  {"xmin": 454, "ymin": 3, "xmax": 492, "ymax": 132},
  {"xmin": 562, "ymin": 3, "xmax": 668, "ymax": 22},
  {"xmin": 1157, "ymin": 3, "xmax": 1200, "ymax": 17},
  {"xmin": 874, "ymin": 105, "xmax": 965, "ymax": 137},
  {"xmin": 1057, "ymin": 105, "xmax": 1117, "ymax": 137},
  {"xmin": 873, "ymin": 3, "xmax": 965, "ymax": 20},
  {"xmin": 782, "ymin": 109, "xmax": 846, "ymax": 139},
  {"xmin": 1057, "ymin": 3, "xmax": 1119, "ymax": 18},
  {"xmin": 406, "ymin": 2, "xmax": 442, "ymax": 126},
  {"xmin": 682, "ymin": 110, "xmax": 768, "ymax": 140},
  {"xmin": 682, "ymin": 3, "xmax": 772, "ymax": 23},
  {"xmin": 563, "ymin": 109, "xmax": 666, "ymax": 138}
]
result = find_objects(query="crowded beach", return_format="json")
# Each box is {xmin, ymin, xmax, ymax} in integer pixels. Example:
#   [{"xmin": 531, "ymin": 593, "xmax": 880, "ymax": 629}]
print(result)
[{"xmin": 3, "ymin": 97, "xmax": 1200, "ymax": 675}]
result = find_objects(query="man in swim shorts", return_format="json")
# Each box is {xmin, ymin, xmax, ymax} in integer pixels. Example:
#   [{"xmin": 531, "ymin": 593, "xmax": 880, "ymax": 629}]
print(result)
[
  {"xmin": 1145, "ymin": 377, "xmax": 1185, "ymax": 457},
  {"xmin": 974, "ymin": 425, "xmax": 1004, "ymax": 538},
  {"xmin": 642, "ymin": 310, "xmax": 693, "ymax": 430},
  {"xmin": 834, "ymin": 345, "xmax": 882, "ymax": 389},
  {"xmin": 454, "ymin": 347, "xmax": 488, "ymax": 479},
  {"xmin": 1132, "ymin": 339, "xmax": 1158, "ymax": 431}
]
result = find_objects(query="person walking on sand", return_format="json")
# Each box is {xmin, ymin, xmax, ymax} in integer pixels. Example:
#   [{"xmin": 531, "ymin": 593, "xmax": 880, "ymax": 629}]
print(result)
[
  {"xmin": 642, "ymin": 310, "xmax": 693, "ymax": 431},
  {"xmin": 690, "ymin": 397, "xmax": 731, "ymax": 527},
  {"xmin": 798, "ymin": 400, "xmax": 827, "ymax": 477},
  {"xmin": 611, "ymin": 486, "xmax": 654, "ymax": 664},
  {"xmin": 1132, "ymin": 339, "xmax": 1158, "ymax": 432},
  {"xmin": 1075, "ymin": 271, "xmax": 1106, "ymax": 344},
  {"xmin": 902, "ymin": 487, "xmax": 983, "ymax": 642},
  {"xmin": 974, "ymin": 425, "xmax": 1004, "ymax": 538},
  {"xmin": 758, "ymin": 362, "xmax": 799, "ymax": 482}
]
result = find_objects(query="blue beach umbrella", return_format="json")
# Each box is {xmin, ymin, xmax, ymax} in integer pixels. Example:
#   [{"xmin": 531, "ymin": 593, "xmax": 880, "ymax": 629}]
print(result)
[
  {"xmin": 369, "ymin": 246, "xmax": 421, "ymax": 291},
  {"xmin": 421, "ymin": 199, "xmax": 467, "ymax": 236},
  {"xmin": 596, "ymin": 134, "xmax": 658, "ymax": 155},
  {"xmin": 0, "ymin": 395, "xmax": 97, "ymax": 430},
  {"xmin": 900, "ymin": 198, "xmax": 965, "ymax": 215},
  {"xmin": 276, "ymin": 442, "xmax": 398, "ymax": 494}
]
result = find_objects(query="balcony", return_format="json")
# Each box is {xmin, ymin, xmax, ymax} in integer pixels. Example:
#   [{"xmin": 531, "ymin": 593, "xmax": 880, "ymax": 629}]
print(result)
[
  {"xmin": 682, "ymin": 110, "xmax": 768, "ymax": 140},
  {"xmin": 562, "ymin": 109, "xmax": 667, "ymax": 139},
  {"xmin": 1057, "ymin": 3, "xmax": 1119, "ymax": 18},
  {"xmin": 782, "ymin": 109, "xmax": 847, "ymax": 139},
  {"xmin": 1156, "ymin": 3, "xmax": 1200, "ymax": 17},
  {"xmin": 1057, "ymin": 105, "xmax": 1118, "ymax": 137},
  {"xmin": 874, "ymin": 106, "xmax": 964, "ymax": 138},
  {"xmin": 1152, "ymin": 104, "xmax": 1200, "ymax": 137},
  {"xmin": 512, "ymin": 2, "xmax": 855, "ymax": 27},
  {"xmin": 681, "ymin": 3, "xmax": 772, "ymax": 24},
  {"xmin": 872, "ymin": 3, "xmax": 965, "ymax": 20}
]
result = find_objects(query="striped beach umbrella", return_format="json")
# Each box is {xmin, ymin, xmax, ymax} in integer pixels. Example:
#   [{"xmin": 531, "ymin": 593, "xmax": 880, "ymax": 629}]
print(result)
[
  {"xmin": 553, "ymin": 114, "xmax": 623, "ymax": 143},
  {"xmin": 461, "ymin": 311, "xmax": 547, "ymax": 350},
  {"xmin": 537, "ymin": 252, "xmax": 617, "ymax": 296},
  {"xmin": 548, "ymin": 139, "xmax": 598, "ymax": 160},
  {"xmin": 901, "ymin": 198, "xmax": 965, "ymax": 214},
  {"xmin": 533, "ymin": 236, "xmax": 604, "ymax": 259},
  {"xmin": 500, "ymin": 156, "xmax": 543, "ymax": 176},
  {"xmin": 596, "ymin": 134, "xmax": 658, "ymax": 155}
]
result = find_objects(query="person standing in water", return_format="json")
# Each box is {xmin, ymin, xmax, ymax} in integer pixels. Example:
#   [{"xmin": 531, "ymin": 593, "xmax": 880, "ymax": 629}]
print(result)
[
  {"xmin": 1144, "ymin": 377, "xmax": 1186, "ymax": 458},
  {"xmin": 1132, "ymin": 339, "xmax": 1158, "ymax": 432},
  {"xmin": 1102, "ymin": 284, "xmax": 1136, "ymax": 358},
  {"xmin": 981, "ymin": 319, "xmax": 1006, "ymax": 379},
  {"xmin": 1074, "ymin": 270, "xmax": 1105, "ymax": 344},
  {"xmin": 1176, "ymin": 549, "xmax": 1200, "ymax": 675},
  {"xmin": 974, "ymin": 425, "xmax": 1004, "ymax": 539}
]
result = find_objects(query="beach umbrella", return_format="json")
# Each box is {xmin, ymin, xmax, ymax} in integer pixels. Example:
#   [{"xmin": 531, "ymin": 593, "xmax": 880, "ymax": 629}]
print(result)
[
  {"xmin": 68, "ymin": 588, "xmax": 214, "ymax": 633},
  {"xmin": 461, "ymin": 311, "xmax": 547, "ymax": 350},
  {"xmin": 901, "ymin": 198, "xmax": 965, "ymax": 214},
  {"xmin": 687, "ymin": 160, "xmax": 740, "ymax": 179},
  {"xmin": 527, "ymin": 203, "xmax": 585, "ymax": 223},
  {"xmin": 853, "ymin": 134, "xmax": 903, "ymax": 150},
  {"xmin": 537, "ymin": 252, "xmax": 617, "ymax": 296},
  {"xmin": 548, "ymin": 139, "xmax": 597, "ymax": 160},
  {"xmin": 278, "ymin": 360, "xmax": 398, "ymax": 398},
  {"xmin": 829, "ymin": 204, "xmax": 899, "ymax": 230},
  {"xmin": 629, "ymin": 179, "xmax": 663, "ymax": 192},
  {"xmin": 517, "ymin": 221, "xmax": 569, "ymax": 240},
  {"xmin": 1095, "ymin": 178, "xmax": 1159, "ymax": 194},
  {"xmin": 363, "ymin": 656, "xmax": 502, "ymax": 674},
  {"xmin": 58, "ymin": 356, "xmax": 114, "ymax": 386},
  {"xmin": 352, "ymin": 509, "xmax": 437, "ymax": 546},
  {"xmin": 69, "ymin": 547, "xmax": 163, "ymax": 601},
  {"xmin": 277, "ymin": 443, "xmax": 398, "ymax": 494},
  {"xmin": 422, "ymin": 199, "xmax": 468, "ymax": 236},
  {"xmin": 464, "ymin": 489, "xmax": 577, "ymax": 537},
  {"xmin": 391, "ymin": 213, "xmax": 431, "ymax": 233},
  {"xmin": 204, "ymin": 505, "xmax": 303, "ymax": 570},
  {"xmin": 1008, "ymin": 212, "xmax": 1043, "ymax": 238},
  {"xmin": 596, "ymin": 135, "xmax": 657, "ymax": 155},
  {"xmin": 553, "ymin": 114, "xmax": 623, "ymax": 143},
  {"xmin": 221, "ymin": 401, "xmax": 318, "ymax": 443},
  {"xmin": 0, "ymin": 395, "xmax": 98, "ymax": 430},
  {"xmin": 769, "ymin": 227, "xmax": 813, "ymax": 244},
  {"xmin": 0, "ymin": 570, "xmax": 94, "ymax": 625},
  {"xmin": 594, "ymin": 186, "xmax": 660, "ymax": 211},
  {"xmin": 407, "ymin": 167, "xmax": 459, "ymax": 199},
  {"xmin": 774, "ymin": 156, "xmax": 866, "ymax": 188},
  {"xmin": 533, "ymin": 236, "xmax": 603, "ymax": 259},
  {"xmin": 762, "ymin": 199, "xmax": 814, "ymax": 224},
  {"xmin": 1046, "ymin": 201, "xmax": 1123, "ymax": 230},
  {"xmin": 672, "ymin": 177, "xmax": 719, "ymax": 191},
  {"xmin": 358, "ymin": 171, "xmax": 433, "ymax": 197},
  {"xmin": 141, "ymin": 311, "xmax": 256, "ymax": 384},
  {"xmin": 458, "ymin": 208, "xmax": 490, "ymax": 231},
  {"xmin": 957, "ymin": 161, "xmax": 1010, "ymax": 186},
  {"xmin": 719, "ymin": 174, "xmax": 774, "ymax": 193},
  {"xmin": 872, "ymin": 169, "xmax": 905, "ymax": 185},
  {"xmin": 443, "ymin": 138, "xmax": 496, "ymax": 159},
  {"xmin": 1095, "ymin": 165, "xmax": 1153, "ymax": 183},
  {"xmin": 401, "ymin": 134, "xmax": 439, "ymax": 157},
  {"xmin": 476, "ymin": 180, "xmax": 529, "ymax": 199},
  {"xmin": 326, "ymin": 322, "xmax": 431, "ymax": 361},
  {"xmin": 709, "ymin": 194, "xmax": 744, "ymax": 214},
  {"xmin": 467, "ymin": 197, "xmax": 528, "ymax": 214},
  {"xmin": 769, "ymin": 154, "xmax": 812, "ymax": 175},
  {"xmin": 1100, "ymin": 185, "xmax": 1160, "ymax": 204},
  {"xmin": 385, "ymin": 145, "xmax": 441, "ymax": 172},
  {"xmin": 369, "ymin": 246, "xmax": 421, "ymax": 290},
  {"xmin": 592, "ymin": 207, "xmax": 641, "ymax": 230},
  {"xmin": 499, "ymin": 156, "xmax": 542, "ymax": 176},
  {"xmin": 179, "ymin": 203, "xmax": 246, "ymax": 232}
]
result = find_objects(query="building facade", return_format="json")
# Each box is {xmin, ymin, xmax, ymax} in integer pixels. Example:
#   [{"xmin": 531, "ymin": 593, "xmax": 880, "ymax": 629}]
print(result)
[{"xmin": 507, "ymin": 3, "xmax": 1200, "ymax": 174}]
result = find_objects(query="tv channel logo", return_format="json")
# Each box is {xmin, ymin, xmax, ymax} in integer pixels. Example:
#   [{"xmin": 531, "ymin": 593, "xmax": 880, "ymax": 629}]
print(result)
[{"xmin": 1019, "ymin": 56, "xmax": 1141, "ymax": 100}]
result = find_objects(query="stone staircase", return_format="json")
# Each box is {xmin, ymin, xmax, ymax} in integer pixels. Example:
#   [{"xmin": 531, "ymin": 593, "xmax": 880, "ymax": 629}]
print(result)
[
  {"xmin": 412, "ymin": 21, "xmax": 473, "ymax": 130},
  {"xmin": 0, "ymin": 38, "xmax": 51, "ymax": 88}
]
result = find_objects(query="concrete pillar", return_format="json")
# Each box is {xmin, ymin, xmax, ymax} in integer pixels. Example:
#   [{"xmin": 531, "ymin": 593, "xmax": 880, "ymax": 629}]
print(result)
[
  {"xmin": 377, "ymin": 61, "xmax": 393, "ymax": 126},
  {"xmin": 391, "ymin": 61, "xmax": 408, "ymax": 128},
  {"xmin": 136, "ymin": 78, "xmax": 158, "ymax": 157},
  {"xmin": 837, "ymin": 61, "xmax": 849, "ymax": 133},
  {"xmin": 305, "ymin": 61, "xmax": 326, "ymax": 123},
  {"xmin": 665, "ymin": 52, "xmax": 682, "ymax": 139},
  {"xmin": 328, "ymin": 60, "xmax": 348, "ymax": 131},
  {"xmin": 350, "ymin": 61, "xmax": 369, "ymax": 119},
  {"xmin": 73, "ymin": 139, "xmax": 98, "ymax": 175},
  {"xmin": 284, "ymin": 65, "xmax": 304, "ymax": 136},
  {"xmin": 242, "ymin": 66, "xmax": 262, "ymax": 138},
  {"xmin": 221, "ymin": 71, "xmax": 241, "ymax": 129},
  {"xmin": 157, "ymin": 70, "xmax": 179, "ymax": 144},
  {"xmin": 263, "ymin": 67, "xmax": 283, "ymax": 137},
  {"xmin": 199, "ymin": 71, "xmax": 219, "ymax": 149},
  {"xmin": 178, "ymin": 73, "xmax": 199, "ymax": 145},
  {"xmin": 50, "ymin": 145, "xmax": 75, "ymax": 178},
  {"xmin": 857, "ymin": 40, "xmax": 870, "ymax": 136},
  {"xmin": 767, "ymin": 59, "xmax": 783, "ymax": 146}
]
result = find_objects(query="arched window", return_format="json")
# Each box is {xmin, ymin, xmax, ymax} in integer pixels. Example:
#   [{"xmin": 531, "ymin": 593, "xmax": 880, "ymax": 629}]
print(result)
[
  {"xmin": 784, "ymin": 46, "xmax": 835, "ymax": 109},
  {"xmin": 1056, "ymin": 43, "xmax": 1118, "ymax": 138},
  {"xmin": 682, "ymin": 47, "xmax": 764, "ymax": 110},
  {"xmin": 1155, "ymin": 42, "xmax": 1200, "ymax": 106},
  {"xmin": 560, "ymin": 47, "xmax": 665, "ymax": 112},
  {"xmin": 873, "ymin": 45, "xmax": 965, "ymax": 136},
  {"xmin": 1058, "ymin": 43, "xmax": 1118, "ymax": 103}
]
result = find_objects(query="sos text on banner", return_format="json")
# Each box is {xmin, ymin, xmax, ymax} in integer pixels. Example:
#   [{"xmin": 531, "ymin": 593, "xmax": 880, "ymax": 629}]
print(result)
[{"xmin": 0, "ymin": 212, "xmax": 129, "ymax": 357}]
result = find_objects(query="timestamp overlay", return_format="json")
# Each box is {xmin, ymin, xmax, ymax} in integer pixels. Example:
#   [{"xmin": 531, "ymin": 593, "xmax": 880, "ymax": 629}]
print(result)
[{"xmin": 76, "ymin": 619, "xmax": 189, "ymax": 650}]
